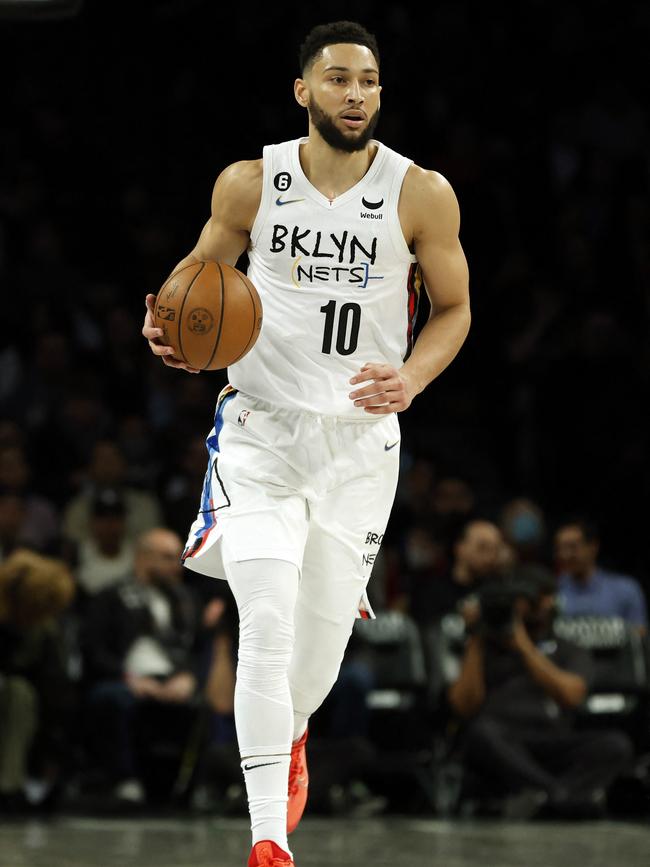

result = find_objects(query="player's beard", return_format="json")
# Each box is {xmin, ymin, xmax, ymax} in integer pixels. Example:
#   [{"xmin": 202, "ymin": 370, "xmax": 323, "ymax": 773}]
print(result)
[{"xmin": 308, "ymin": 96, "xmax": 380, "ymax": 153}]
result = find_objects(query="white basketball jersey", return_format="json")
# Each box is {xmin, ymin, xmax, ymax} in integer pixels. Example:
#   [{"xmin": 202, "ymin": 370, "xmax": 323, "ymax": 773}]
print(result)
[{"xmin": 228, "ymin": 136, "xmax": 423, "ymax": 418}]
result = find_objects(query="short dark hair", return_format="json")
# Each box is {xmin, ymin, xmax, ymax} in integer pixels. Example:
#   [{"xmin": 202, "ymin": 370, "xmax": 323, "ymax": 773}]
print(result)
[
  {"xmin": 556, "ymin": 516, "xmax": 599, "ymax": 543},
  {"xmin": 299, "ymin": 21, "xmax": 380, "ymax": 75}
]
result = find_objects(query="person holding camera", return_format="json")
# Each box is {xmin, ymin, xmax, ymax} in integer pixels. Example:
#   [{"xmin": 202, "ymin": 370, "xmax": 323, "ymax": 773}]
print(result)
[{"xmin": 447, "ymin": 569, "xmax": 632, "ymax": 818}]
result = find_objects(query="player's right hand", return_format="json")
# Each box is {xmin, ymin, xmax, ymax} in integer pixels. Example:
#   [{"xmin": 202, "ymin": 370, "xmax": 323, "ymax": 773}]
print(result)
[{"xmin": 142, "ymin": 294, "xmax": 200, "ymax": 373}]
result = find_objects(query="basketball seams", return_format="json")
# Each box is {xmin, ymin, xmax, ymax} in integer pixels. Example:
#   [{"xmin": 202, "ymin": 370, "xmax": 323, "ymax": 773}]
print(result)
[
  {"xmin": 205, "ymin": 262, "xmax": 226, "ymax": 370},
  {"xmin": 160, "ymin": 260, "xmax": 204, "ymax": 288},
  {"xmin": 154, "ymin": 260, "xmax": 260, "ymax": 370},
  {"xmin": 177, "ymin": 261, "xmax": 205, "ymax": 363},
  {"xmin": 229, "ymin": 268, "xmax": 261, "ymax": 365}
]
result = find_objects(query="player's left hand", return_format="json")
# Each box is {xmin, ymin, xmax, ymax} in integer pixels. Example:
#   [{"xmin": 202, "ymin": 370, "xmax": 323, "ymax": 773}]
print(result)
[{"xmin": 349, "ymin": 363, "xmax": 417, "ymax": 414}]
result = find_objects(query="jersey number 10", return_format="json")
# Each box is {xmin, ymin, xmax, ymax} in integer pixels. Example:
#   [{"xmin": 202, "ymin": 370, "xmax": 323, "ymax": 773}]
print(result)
[{"xmin": 320, "ymin": 300, "xmax": 361, "ymax": 356}]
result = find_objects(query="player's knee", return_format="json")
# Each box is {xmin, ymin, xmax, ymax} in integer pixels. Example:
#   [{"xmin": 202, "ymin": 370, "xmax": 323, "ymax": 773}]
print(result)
[
  {"xmin": 237, "ymin": 606, "xmax": 294, "ymax": 688},
  {"xmin": 240, "ymin": 596, "xmax": 294, "ymax": 638}
]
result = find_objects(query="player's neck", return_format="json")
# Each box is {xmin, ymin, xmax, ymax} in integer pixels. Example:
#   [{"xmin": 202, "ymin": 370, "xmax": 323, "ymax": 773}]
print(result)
[{"xmin": 300, "ymin": 133, "xmax": 378, "ymax": 202}]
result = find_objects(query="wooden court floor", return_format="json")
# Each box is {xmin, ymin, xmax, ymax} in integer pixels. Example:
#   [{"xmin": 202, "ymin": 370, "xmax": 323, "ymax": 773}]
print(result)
[{"xmin": 0, "ymin": 816, "xmax": 649, "ymax": 867}]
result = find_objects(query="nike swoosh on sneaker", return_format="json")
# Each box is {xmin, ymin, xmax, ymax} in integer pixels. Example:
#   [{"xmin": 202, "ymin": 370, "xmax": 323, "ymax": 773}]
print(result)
[
  {"xmin": 243, "ymin": 761, "xmax": 283, "ymax": 771},
  {"xmin": 384, "ymin": 440, "xmax": 400, "ymax": 451},
  {"xmin": 276, "ymin": 196, "xmax": 305, "ymax": 206}
]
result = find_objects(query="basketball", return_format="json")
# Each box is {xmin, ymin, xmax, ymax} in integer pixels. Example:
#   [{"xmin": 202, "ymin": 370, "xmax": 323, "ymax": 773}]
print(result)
[{"xmin": 153, "ymin": 261, "xmax": 262, "ymax": 370}]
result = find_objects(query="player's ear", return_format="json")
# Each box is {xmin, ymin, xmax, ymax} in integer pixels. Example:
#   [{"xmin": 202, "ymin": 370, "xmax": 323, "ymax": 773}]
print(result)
[{"xmin": 294, "ymin": 78, "xmax": 309, "ymax": 108}]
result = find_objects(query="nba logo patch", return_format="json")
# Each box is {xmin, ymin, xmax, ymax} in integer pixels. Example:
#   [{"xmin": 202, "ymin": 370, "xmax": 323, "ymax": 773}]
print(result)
[{"xmin": 238, "ymin": 410, "xmax": 251, "ymax": 427}]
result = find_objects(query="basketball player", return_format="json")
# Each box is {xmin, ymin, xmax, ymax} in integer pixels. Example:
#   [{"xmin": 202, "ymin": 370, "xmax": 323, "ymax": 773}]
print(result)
[{"xmin": 143, "ymin": 21, "xmax": 470, "ymax": 867}]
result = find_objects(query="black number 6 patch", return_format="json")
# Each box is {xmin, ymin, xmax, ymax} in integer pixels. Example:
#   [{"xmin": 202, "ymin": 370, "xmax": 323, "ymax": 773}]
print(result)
[{"xmin": 274, "ymin": 172, "xmax": 292, "ymax": 191}]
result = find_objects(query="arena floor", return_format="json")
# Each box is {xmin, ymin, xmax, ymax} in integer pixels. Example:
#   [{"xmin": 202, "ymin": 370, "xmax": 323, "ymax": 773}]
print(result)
[{"xmin": 1, "ymin": 816, "xmax": 649, "ymax": 867}]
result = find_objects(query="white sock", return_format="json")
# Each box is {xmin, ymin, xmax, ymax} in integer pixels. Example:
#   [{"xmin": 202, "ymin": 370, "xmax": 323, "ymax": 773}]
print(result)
[
  {"xmin": 241, "ymin": 753, "xmax": 291, "ymax": 852},
  {"xmin": 226, "ymin": 557, "xmax": 299, "ymax": 855}
]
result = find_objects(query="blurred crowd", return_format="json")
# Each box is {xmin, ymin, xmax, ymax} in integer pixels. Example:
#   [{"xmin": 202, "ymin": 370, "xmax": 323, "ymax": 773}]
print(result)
[
  {"xmin": 1, "ymin": 0, "xmax": 649, "ymax": 821},
  {"xmin": 1, "ymin": 448, "xmax": 648, "ymax": 820}
]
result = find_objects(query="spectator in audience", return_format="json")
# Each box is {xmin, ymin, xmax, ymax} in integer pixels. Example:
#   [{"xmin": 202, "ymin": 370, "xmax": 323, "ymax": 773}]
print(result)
[
  {"xmin": 403, "ymin": 519, "xmax": 507, "ymax": 626},
  {"xmin": 63, "ymin": 439, "xmax": 162, "ymax": 545},
  {"xmin": 0, "ymin": 445, "xmax": 59, "ymax": 553},
  {"xmin": 555, "ymin": 519, "xmax": 647, "ymax": 634},
  {"xmin": 74, "ymin": 487, "xmax": 136, "ymax": 598},
  {"xmin": 500, "ymin": 497, "xmax": 548, "ymax": 566},
  {"xmin": 203, "ymin": 597, "xmax": 236, "ymax": 725},
  {"xmin": 0, "ymin": 549, "xmax": 75, "ymax": 814},
  {"xmin": 448, "ymin": 570, "xmax": 633, "ymax": 818},
  {"xmin": 82, "ymin": 528, "xmax": 201, "ymax": 805}
]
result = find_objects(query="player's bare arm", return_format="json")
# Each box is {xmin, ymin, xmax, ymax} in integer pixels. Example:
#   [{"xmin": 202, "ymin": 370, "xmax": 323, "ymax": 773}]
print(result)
[
  {"xmin": 349, "ymin": 167, "xmax": 471, "ymax": 413},
  {"xmin": 142, "ymin": 159, "xmax": 263, "ymax": 372}
]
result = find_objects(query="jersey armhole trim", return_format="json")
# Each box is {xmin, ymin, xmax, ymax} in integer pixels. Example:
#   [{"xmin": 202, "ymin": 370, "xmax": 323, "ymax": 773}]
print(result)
[
  {"xmin": 249, "ymin": 145, "xmax": 273, "ymax": 247},
  {"xmin": 388, "ymin": 156, "xmax": 417, "ymax": 264}
]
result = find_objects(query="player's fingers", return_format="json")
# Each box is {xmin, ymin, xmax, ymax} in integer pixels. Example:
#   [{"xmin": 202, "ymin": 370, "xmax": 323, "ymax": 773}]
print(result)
[
  {"xmin": 162, "ymin": 355, "xmax": 199, "ymax": 373},
  {"xmin": 353, "ymin": 393, "xmax": 388, "ymax": 407},
  {"xmin": 148, "ymin": 340, "xmax": 175, "ymax": 356},
  {"xmin": 143, "ymin": 325, "xmax": 164, "ymax": 339},
  {"xmin": 349, "ymin": 368, "xmax": 380, "ymax": 385},
  {"xmin": 145, "ymin": 294, "xmax": 156, "ymax": 310},
  {"xmin": 350, "ymin": 377, "xmax": 401, "ymax": 400},
  {"xmin": 350, "ymin": 364, "xmax": 394, "ymax": 385},
  {"xmin": 365, "ymin": 393, "xmax": 410, "ymax": 413},
  {"xmin": 349, "ymin": 383, "xmax": 383, "ymax": 400}
]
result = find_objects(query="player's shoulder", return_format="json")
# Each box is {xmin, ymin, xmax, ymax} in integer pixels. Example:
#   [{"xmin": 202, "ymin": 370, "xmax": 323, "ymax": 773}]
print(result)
[
  {"xmin": 211, "ymin": 159, "xmax": 263, "ymax": 222},
  {"xmin": 402, "ymin": 164, "xmax": 458, "ymax": 208},
  {"xmin": 400, "ymin": 164, "xmax": 460, "ymax": 237},
  {"xmin": 215, "ymin": 159, "xmax": 263, "ymax": 195}
]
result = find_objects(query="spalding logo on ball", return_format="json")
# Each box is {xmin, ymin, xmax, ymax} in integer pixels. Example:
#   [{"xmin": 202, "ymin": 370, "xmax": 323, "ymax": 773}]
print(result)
[{"xmin": 154, "ymin": 262, "xmax": 263, "ymax": 371}]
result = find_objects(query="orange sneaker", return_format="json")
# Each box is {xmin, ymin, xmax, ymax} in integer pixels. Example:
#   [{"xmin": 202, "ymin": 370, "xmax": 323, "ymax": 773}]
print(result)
[
  {"xmin": 287, "ymin": 727, "xmax": 309, "ymax": 834},
  {"xmin": 248, "ymin": 840, "xmax": 294, "ymax": 867}
]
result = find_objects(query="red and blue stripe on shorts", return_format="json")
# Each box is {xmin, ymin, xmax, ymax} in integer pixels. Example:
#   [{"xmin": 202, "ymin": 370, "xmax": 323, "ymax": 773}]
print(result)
[{"xmin": 181, "ymin": 385, "xmax": 237, "ymax": 561}]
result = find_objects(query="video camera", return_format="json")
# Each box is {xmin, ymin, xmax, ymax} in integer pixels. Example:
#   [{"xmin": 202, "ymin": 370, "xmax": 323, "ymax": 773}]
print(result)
[{"xmin": 475, "ymin": 574, "xmax": 541, "ymax": 639}]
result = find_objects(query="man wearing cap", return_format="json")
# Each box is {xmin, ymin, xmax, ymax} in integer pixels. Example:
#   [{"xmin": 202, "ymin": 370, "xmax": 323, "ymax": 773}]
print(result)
[{"xmin": 75, "ymin": 487, "xmax": 136, "ymax": 596}]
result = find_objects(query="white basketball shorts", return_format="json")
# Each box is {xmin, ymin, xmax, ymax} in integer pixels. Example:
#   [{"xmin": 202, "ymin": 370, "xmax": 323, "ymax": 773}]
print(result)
[{"xmin": 181, "ymin": 384, "xmax": 401, "ymax": 620}]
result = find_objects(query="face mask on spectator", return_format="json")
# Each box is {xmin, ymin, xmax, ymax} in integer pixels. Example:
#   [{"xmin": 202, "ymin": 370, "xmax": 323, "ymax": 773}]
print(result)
[{"xmin": 510, "ymin": 512, "xmax": 544, "ymax": 545}]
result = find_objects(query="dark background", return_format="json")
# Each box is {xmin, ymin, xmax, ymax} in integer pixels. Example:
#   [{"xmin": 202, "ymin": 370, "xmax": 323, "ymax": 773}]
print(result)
[{"xmin": 1, "ymin": 0, "xmax": 648, "ymax": 583}]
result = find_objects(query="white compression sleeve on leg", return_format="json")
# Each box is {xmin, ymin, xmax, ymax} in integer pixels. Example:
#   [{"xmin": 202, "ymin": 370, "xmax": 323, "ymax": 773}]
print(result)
[{"xmin": 225, "ymin": 557, "xmax": 299, "ymax": 852}]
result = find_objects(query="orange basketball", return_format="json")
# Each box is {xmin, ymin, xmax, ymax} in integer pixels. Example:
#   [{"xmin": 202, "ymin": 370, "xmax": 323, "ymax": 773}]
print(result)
[{"xmin": 154, "ymin": 261, "xmax": 262, "ymax": 370}]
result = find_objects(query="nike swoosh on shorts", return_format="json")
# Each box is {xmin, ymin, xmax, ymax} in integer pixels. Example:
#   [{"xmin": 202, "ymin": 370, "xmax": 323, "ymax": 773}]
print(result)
[{"xmin": 385, "ymin": 440, "xmax": 400, "ymax": 451}]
